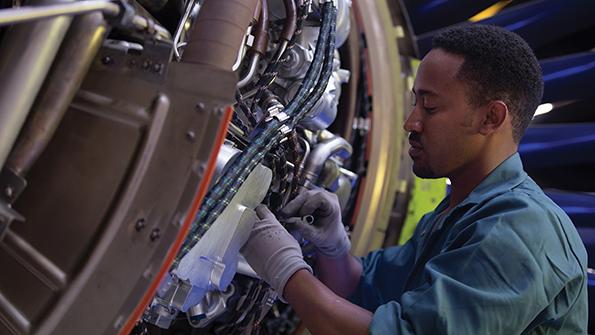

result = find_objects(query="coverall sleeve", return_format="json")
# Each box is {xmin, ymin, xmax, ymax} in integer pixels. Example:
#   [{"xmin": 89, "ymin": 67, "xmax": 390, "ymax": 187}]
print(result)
[
  {"xmin": 349, "ymin": 237, "xmax": 418, "ymax": 311},
  {"xmin": 368, "ymin": 195, "xmax": 577, "ymax": 334}
]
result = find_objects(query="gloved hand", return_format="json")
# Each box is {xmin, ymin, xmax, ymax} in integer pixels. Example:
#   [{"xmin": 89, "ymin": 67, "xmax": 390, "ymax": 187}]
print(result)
[
  {"xmin": 280, "ymin": 189, "xmax": 351, "ymax": 258},
  {"xmin": 240, "ymin": 205, "xmax": 312, "ymax": 300}
]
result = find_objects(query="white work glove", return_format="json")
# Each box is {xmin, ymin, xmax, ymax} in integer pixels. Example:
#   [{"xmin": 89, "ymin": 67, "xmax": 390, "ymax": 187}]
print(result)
[
  {"xmin": 240, "ymin": 205, "xmax": 312, "ymax": 300},
  {"xmin": 280, "ymin": 189, "xmax": 351, "ymax": 258}
]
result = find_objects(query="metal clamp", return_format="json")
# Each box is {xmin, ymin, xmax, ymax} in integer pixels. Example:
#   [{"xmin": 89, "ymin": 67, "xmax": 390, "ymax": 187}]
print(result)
[
  {"xmin": 264, "ymin": 102, "xmax": 286, "ymax": 122},
  {"xmin": 318, "ymin": 0, "xmax": 338, "ymax": 7},
  {"xmin": 0, "ymin": 167, "xmax": 27, "ymax": 204}
]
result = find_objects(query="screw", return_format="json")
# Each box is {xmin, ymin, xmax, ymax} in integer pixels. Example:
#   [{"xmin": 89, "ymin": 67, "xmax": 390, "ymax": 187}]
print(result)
[
  {"xmin": 143, "ymin": 265, "xmax": 153, "ymax": 279},
  {"xmin": 186, "ymin": 131, "xmax": 196, "ymax": 142},
  {"xmin": 195, "ymin": 102, "xmax": 205, "ymax": 112},
  {"xmin": 152, "ymin": 63, "xmax": 162, "ymax": 73},
  {"xmin": 101, "ymin": 56, "xmax": 114, "ymax": 65},
  {"xmin": 142, "ymin": 60, "xmax": 151, "ymax": 70},
  {"xmin": 135, "ymin": 218, "xmax": 146, "ymax": 232},
  {"xmin": 150, "ymin": 228, "xmax": 161, "ymax": 242}
]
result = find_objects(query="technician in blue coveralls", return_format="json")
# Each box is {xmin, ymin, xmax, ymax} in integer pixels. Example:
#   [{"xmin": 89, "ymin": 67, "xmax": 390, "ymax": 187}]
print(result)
[{"xmin": 241, "ymin": 24, "xmax": 588, "ymax": 334}]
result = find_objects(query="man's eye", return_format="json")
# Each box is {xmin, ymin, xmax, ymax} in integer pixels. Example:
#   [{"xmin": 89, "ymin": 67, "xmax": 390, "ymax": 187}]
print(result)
[{"xmin": 424, "ymin": 106, "xmax": 437, "ymax": 114}]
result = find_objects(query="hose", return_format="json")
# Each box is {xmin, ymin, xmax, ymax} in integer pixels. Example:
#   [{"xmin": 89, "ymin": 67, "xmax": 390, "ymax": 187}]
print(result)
[{"xmin": 280, "ymin": 0, "xmax": 297, "ymax": 42}]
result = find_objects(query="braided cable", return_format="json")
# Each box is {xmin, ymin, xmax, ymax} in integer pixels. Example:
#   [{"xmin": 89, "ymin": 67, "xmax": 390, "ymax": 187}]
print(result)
[{"xmin": 174, "ymin": 2, "xmax": 336, "ymax": 265}]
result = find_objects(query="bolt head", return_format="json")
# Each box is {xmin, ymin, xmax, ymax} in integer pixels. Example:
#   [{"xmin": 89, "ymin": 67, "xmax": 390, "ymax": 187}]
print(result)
[
  {"xmin": 135, "ymin": 218, "xmax": 146, "ymax": 232},
  {"xmin": 101, "ymin": 56, "xmax": 114, "ymax": 65},
  {"xmin": 150, "ymin": 228, "xmax": 161, "ymax": 242},
  {"xmin": 186, "ymin": 131, "xmax": 196, "ymax": 142}
]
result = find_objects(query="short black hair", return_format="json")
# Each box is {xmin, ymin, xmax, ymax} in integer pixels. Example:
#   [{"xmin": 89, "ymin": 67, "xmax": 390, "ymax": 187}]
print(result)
[{"xmin": 432, "ymin": 24, "xmax": 543, "ymax": 143}]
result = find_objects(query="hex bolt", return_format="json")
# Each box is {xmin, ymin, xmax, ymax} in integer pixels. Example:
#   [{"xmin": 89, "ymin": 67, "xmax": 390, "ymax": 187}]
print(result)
[
  {"xmin": 186, "ymin": 131, "xmax": 196, "ymax": 142},
  {"xmin": 150, "ymin": 228, "xmax": 161, "ymax": 242},
  {"xmin": 135, "ymin": 218, "xmax": 146, "ymax": 232}
]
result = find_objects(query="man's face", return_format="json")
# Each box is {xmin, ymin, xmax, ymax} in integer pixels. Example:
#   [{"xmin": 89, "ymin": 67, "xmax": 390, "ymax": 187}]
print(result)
[{"xmin": 404, "ymin": 48, "xmax": 485, "ymax": 179}]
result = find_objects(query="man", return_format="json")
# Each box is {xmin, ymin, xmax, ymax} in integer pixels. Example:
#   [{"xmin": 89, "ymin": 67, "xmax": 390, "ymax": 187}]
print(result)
[{"xmin": 241, "ymin": 24, "xmax": 588, "ymax": 334}]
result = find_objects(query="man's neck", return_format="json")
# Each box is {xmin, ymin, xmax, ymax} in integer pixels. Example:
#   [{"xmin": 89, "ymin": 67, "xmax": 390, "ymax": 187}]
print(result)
[{"xmin": 446, "ymin": 146, "xmax": 517, "ymax": 211}]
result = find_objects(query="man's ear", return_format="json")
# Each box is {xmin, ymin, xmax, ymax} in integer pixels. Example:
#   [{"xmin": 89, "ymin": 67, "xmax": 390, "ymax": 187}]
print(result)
[{"xmin": 479, "ymin": 100, "xmax": 508, "ymax": 135}]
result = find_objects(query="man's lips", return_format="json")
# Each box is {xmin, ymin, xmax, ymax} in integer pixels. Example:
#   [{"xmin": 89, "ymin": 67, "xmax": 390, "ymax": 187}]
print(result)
[
  {"xmin": 408, "ymin": 139, "xmax": 423, "ymax": 149},
  {"xmin": 408, "ymin": 140, "xmax": 423, "ymax": 157}
]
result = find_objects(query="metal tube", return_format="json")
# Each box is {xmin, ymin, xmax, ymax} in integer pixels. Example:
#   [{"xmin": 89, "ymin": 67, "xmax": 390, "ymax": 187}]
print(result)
[
  {"xmin": 2, "ymin": 230, "xmax": 67, "ymax": 291},
  {"xmin": 237, "ymin": 53, "xmax": 260, "ymax": 88},
  {"xmin": 252, "ymin": 0, "xmax": 269, "ymax": 55},
  {"xmin": 0, "ymin": 0, "xmax": 74, "ymax": 173},
  {"xmin": 303, "ymin": 136, "xmax": 352, "ymax": 189},
  {"xmin": 237, "ymin": 0, "xmax": 268, "ymax": 87},
  {"xmin": 173, "ymin": 0, "xmax": 201, "ymax": 60},
  {"xmin": 131, "ymin": 14, "xmax": 172, "ymax": 41},
  {"xmin": 0, "ymin": 1, "xmax": 119, "ymax": 27},
  {"xmin": 0, "ymin": 291, "xmax": 30, "ymax": 334},
  {"xmin": 5, "ymin": 13, "xmax": 108, "ymax": 178},
  {"xmin": 280, "ymin": 0, "xmax": 297, "ymax": 41}
]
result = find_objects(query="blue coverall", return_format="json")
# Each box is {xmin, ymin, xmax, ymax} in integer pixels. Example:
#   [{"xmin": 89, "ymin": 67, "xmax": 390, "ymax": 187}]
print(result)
[{"xmin": 350, "ymin": 153, "xmax": 588, "ymax": 334}]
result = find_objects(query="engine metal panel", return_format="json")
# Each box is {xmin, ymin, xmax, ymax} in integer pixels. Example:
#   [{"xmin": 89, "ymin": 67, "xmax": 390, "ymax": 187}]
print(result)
[{"xmin": 0, "ymin": 43, "xmax": 237, "ymax": 334}]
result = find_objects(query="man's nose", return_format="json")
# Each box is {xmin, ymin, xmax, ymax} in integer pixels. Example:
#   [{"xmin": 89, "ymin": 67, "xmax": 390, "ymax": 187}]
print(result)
[{"xmin": 403, "ymin": 108, "xmax": 422, "ymax": 133}]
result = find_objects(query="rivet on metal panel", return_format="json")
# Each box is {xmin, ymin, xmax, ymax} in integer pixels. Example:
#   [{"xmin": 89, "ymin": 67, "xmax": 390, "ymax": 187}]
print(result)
[
  {"xmin": 113, "ymin": 315, "xmax": 125, "ymax": 330},
  {"xmin": 150, "ymin": 228, "xmax": 161, "ymax": 242},
  {"xmin": 143, "ymin": 264, "xmax": 154, "ymax": 279},
  {"xmin": 197, "ymin": 162, "xmax": 206, "ymax": 176},
  {"xmin": 173, "ymin": 214, "xmax": 184, "ymax": 227},
  {"xmin": 215, "ymin": 107, "xmax": 225, "ymax": 117},
  {"xmin": 135, "ymin": 218, "xmax": 146, "ymax": 232},
  {"xmin": 185, "ymin": 130, "xmax": 196, "ymax": 142}
]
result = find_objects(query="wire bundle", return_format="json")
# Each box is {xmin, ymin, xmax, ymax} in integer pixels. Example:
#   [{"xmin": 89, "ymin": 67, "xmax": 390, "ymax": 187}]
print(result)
[{"xmin": 174, "ymin": 1, "xmax": 337, "ymax": 265}]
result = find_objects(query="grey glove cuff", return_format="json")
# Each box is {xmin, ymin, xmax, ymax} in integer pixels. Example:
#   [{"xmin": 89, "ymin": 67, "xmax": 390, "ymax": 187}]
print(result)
[
  {"xmin": 316, "ymin": 229, "xmax": 351, "ymax": 258},
  {"xmin": 267, "ymin": 249, "xmax": 312, "ymax": 302}
]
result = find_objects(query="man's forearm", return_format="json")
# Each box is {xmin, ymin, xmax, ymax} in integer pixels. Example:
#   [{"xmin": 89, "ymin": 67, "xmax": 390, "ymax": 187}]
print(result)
[
  {"xmin": 284, "ymin": 269, "xmax": 372, "ymax": 335},
  {"xmin": 316, "ymin": 252, "xmax": 363, "ymax": 298}
]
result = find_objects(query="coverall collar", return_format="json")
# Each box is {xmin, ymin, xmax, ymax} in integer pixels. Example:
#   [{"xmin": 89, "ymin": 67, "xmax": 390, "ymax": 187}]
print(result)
[{"xmin": 436, "ymin": 152, "xmax": 528, "ymax": 217}]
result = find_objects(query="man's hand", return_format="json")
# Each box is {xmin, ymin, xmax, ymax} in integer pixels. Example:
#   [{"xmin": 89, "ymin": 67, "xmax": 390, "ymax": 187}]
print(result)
[
  {"xmin": 240, "ymin": 205, "xmax": 312, "ymax": 299},
  {"xmin": 281, "ymin": 189, "xmax": 351, "ymax": 258}
]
